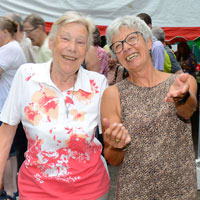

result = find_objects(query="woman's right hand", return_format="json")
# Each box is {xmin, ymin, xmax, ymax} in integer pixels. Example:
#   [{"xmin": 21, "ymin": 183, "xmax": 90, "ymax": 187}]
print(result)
[{"xmin": 103, "ymin": 118, "xmax": 131, "ymax": 149}]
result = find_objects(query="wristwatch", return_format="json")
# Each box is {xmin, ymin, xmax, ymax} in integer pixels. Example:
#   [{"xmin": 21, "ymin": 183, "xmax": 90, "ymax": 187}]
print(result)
[{"xmin": 177, "ymin": 91, "xmax": 190, "ymax": 105}]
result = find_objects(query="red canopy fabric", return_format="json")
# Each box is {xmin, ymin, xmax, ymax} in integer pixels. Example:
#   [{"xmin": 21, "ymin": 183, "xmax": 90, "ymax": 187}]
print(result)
[
  {"xmin": 163, "ymin": 27, "xmax": 200, "ymax": 44},
  {"xmin": 45, "ymin": 22, "xmax": 200, "ymax": 44}
]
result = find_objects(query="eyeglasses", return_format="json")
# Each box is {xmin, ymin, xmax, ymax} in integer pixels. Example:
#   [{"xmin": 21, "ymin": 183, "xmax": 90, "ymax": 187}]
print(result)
[
  {"xmin": 24, "ymin": 26, "xmax": 38, "ymax": 34},
  {"xmin": 110, "ymin": 31, "xmax": 142, "ymax": 54}
]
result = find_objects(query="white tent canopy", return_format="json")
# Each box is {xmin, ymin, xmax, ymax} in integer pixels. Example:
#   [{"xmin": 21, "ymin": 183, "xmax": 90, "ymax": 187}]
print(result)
[{"xmin": 0, "ymin": 0, "xmax": 200, "ymax": 27}]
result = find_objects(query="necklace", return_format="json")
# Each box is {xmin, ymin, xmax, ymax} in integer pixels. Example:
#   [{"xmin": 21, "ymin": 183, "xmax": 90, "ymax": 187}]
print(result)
[{"xmin": 65, "ymin": 85, "xmax": 75, "ymax": 118}]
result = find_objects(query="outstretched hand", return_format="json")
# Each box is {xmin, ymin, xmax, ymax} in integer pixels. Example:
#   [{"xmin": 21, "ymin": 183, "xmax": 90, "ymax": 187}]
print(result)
[
  {"xmin": 103, "ymin": 118, "xmax": 131, "ymax": 149},
  {"xmin": 165, "ymin": 73, "xmax": 190, "ymax": 103}
]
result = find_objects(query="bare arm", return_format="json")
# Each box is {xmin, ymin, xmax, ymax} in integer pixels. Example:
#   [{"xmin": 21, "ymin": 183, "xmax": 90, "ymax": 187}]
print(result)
[
  {"xmin": 101, "ymin": 86, "xmax": 131, "ymax": 166},
  {"xmin": 165, "ymin": 73, "xmax": 197, "ymax": 119},
  {"xmin": 0, "ymin": 123, "xmax": 18, "ymax": 190}
]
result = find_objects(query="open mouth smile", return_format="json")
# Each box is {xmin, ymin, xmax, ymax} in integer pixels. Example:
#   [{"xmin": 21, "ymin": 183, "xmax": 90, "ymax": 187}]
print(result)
[
  {"xmin": 63, "ymin": 55, "xmax": 77, "ymax": 61},
  {"xmin": 126, "ymin": 53, "xmax": 138, "ymax": 61}
]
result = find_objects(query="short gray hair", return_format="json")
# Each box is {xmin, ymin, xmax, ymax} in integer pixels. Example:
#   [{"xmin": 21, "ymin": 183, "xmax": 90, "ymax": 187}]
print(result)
[
  {"xmin": 6, "ymin": 13, "xmax": 23, "ymax": 31},
  {"xmin": 152, "ymin": 26, "xmax": 165, "ymax": 43},
  {"xmin": 106, "ymin": 15, "xmax": 152, "ymax": 57},
  {"xmin": 49, "ymin": 11, "xmax": 95, "ymax": 48},
  {"xmin": 23, "ymin": 13, "xmax": 46, "ymax": 32}
]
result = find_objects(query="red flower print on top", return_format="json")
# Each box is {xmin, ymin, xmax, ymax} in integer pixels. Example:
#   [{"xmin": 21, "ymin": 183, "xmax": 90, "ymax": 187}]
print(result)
[
  {"xmin": 24, "ymin": 104, "xmax": 42, "ymax": 125},
  {"xmin": 65, "ymin": 96, "xmax": 74, "ymax": 105},
  {"xmin": 90, "ymin": 79, "xmax": 99, "ymax": 94},
  {"xmin": 74, "ymin": 79, "xmax": 99, "ymax": 103},
  {"xmin": 32, "ymin": 85, "xmax": 59, "ymax": 120},
  {"xmin": 70, "ymin": 109, "xmax": 85, "ymax": 121},
  {"xmin": 24, "ymin": 85, "xmax": 59, "ymax": 125},
  {"xmin": 25, "ymin": 73, "xmax": 35, "ymax": 81}
]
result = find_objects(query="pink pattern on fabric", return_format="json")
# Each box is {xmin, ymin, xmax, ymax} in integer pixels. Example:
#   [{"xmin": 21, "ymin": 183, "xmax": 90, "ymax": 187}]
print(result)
[
  {"xmin": 65, "ymin": 96, "xmax": 74, "ymax": 105},
  {"xmin": 37, "ymin": 84, "xmax": 58, "ymax": 113},
  {"xmin": 70, "ymin": 109, "xmax": 85, "ymax": 121},
  {"xmin": 25, "ymin": 73, "xmax": 35, "ymax": 81},
  {"xmin": 90, "ymin": 79, "xmax": 99, "ymax": 94},
  {"xmin": 24, "ymin": 131, "xmax": 102, "ymax": 184},
  {"xmin": 24, "ymin": 84, "xmax": 59, "ymax": 125},
  {"xmin": 65, "ymin": 127, "xmax": 73, "ymax": 134},
  {"xmin": 24, "ymin": 106, "xmax": 39, "ymax": 121},
  {"xmin": 95, "ymin": 46, "xmax": 108, "ymax": 76},
  {"xmin": 78, "ymin": 90, "xmax": 91, "ymax": 98},
  {"xmin": 74, "ymin": 79, "xmax": 99, "ymax": 103}
]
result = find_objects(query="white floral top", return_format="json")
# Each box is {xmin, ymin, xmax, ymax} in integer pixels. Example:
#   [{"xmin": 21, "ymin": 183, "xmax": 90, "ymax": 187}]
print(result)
[{"xmin": 0, "ymin": 60, "xmax": 110, "ymax": 200}]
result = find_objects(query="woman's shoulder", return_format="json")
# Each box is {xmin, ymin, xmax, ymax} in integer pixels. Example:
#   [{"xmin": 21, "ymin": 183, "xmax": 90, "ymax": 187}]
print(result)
[
  {"xmin": 18, "ymin": 62, "xmax": 46, "ymax": 77},
  {"xmin": 0, "ymin": 40, "xmax": 19, "ymax": 52},
  {"xmin": 103, "ymin": 85, "xmax": 119, "ymax": 99}
]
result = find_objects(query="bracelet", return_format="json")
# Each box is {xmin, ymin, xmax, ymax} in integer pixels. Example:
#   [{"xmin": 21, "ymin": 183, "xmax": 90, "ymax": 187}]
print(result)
[{"xmin": 176, "ymin": 91, "xmax": 190, "ymax": 105}]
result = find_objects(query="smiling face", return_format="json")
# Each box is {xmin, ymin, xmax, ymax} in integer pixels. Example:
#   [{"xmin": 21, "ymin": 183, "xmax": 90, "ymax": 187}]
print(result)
[
  {"xmin": 49, "ymin": 22, "xmax": 88, "ymax": 76},
  {"xmin": 112, "ymin": 26, "xmax": 152, "ymax": 72}
]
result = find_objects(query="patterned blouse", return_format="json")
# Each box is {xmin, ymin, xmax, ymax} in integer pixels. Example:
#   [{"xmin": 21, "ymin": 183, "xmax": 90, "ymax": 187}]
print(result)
[
  {"xmin": 0, "ymin": 60, "xmax": 110, "ymax": 200},
  {"xmin": 116, "ymin": 76, "xmax": 197, "ymax": 200},
  {"xmin": 180, "ymin": 53, "xmax": 197, "ymax": 77}
]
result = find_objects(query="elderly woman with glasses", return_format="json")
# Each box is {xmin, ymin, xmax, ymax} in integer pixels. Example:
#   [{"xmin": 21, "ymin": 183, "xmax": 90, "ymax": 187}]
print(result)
[
  {"xmin": 101, "ymin": 15, "xmax": 197, "ymax": 199},
  {"xmin": 0, "ymin": 11, "xmax": 110, "ymax": 200}
]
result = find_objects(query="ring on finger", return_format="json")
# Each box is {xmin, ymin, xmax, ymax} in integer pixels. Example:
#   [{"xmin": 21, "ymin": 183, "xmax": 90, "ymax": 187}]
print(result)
[{"xmin": 115, "ymin": 139, "xmax": 120, "ymax": 143}]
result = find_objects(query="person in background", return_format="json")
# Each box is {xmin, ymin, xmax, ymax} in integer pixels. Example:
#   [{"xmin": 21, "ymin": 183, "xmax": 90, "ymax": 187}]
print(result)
[
  {"xmin": 176, "ymin": 41, "xmax": 197, "ymax": 77},
  {"xmin": 0, "ymin": 16, "xmax": 26, "ymax": 200},
  {"xmin": 23, "ymin": 13, "xmax": 52, "ymax": 63},
  {"xmin": 137, "ymin": 13, "xmax": 165, "ymax": 71},
  {"xmin": 93, "ymin": 26, "xmax": 109, "ymax": 76},
  {"xmin": 6, "ymin": 12, "xmax": 37, "ymax": 173},
  {"xmin": 152, "ymin": 26, "xmax": 182, "ymax": 74},
  {"xmin": 83, "ymin": 45, "xmax": 100, "ymax": 72},
  {"xmin": 84, "ymin": 26, "xmax": 109, "ymax": 76},
  {"xmin": 0, "ymin": 11, "xmax": 110, "ymax": 200},
  {"xmin": 6, "ymin": 12, "xmax": 38, "ymax": 63},
  {"xmin": 101, "ymin": 15, "xmax": 197, "ymax": 199},
  {"xmin": 104, "ymin": 47, "xmax": 127, "ymax": 86}
]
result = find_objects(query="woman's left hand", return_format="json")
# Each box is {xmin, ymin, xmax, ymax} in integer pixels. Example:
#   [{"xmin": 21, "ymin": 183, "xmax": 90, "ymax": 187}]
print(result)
[
  {"xmin": 103, "ymin": 118, "xmax": 131, "ymax": 149},
  {"xmin": 165, "ymin": 73, "xmax": 190, "ymax": 103}
]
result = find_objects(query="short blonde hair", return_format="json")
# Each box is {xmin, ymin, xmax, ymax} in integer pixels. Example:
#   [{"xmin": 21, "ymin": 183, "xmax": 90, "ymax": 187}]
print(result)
[{"xmin": 49, "ymin": 11, "xmax": 95, "ymax": 48}]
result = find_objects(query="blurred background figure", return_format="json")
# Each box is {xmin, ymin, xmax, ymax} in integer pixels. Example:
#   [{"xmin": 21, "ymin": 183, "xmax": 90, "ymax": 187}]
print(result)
[
  {"xmin": 93, "ymin": 26, "xmax": 108, "ymax": 76},
  {"xmin": 84, "ymin": 45, "xmax": 100, "ymax": 72},
  {"xmin": 84, "ymin": 26, "xmax": 109, "ymax": 76},
  {"xmin": 152, "ymin": 26, "xmax": 182, "ymax": 74},
  {"xmin": 23, "ymin": 13, "xmax": 52, "ymax": 63},
  {"xmin": 104, "ymin": 48, "xmax": 127, "ymax": 86},
  {"xmin": 176, "ymin": 41, "xmax": 197, "ymax": 77},
  {"xmin": 137, "ymin": 13, "xmax": 165, "ymax": 71},
  {"xmin": 6, "ymin": 13, "xmax": 37, "ymax": 175},
  {"xmin": 0, "ymin": 16, "xmax": 26, "ymax": 200},
  {"xmin": 6, "ymin": 12, "xmax": 38, "ymax": 63}
]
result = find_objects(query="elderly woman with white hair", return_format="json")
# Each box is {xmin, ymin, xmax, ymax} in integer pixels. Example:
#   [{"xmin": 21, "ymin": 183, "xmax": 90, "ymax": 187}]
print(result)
[
  {"xmin": 101, "ymin": 15, "xmax": 197, "ymax": 199},
  {"xmin": 0, "ymin": 11, "xmax": 110, "ymax": 200}
]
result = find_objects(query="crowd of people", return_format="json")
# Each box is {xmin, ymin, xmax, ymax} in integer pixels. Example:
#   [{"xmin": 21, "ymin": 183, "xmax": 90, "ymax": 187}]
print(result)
[{"xmin": 0, "ymin": 10, "xmax": 198, "ymax": 200}]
